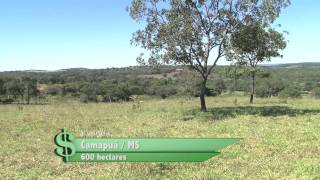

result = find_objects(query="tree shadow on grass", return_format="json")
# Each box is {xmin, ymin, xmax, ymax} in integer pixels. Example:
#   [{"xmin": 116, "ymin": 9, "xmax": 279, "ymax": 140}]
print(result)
[{"xmin": 185, "ymin": 106, "xmax": 320, "ymax": 120}]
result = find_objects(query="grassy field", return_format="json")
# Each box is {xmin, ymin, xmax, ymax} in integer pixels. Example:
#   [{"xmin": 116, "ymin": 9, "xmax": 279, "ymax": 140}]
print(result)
[{"xmin": 0, "ymin": 96, "xmax": 320, "ymax": 179}]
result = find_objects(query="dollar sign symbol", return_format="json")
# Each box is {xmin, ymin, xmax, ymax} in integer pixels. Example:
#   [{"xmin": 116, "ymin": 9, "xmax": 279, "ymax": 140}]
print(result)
[{"xmin": 54, "ymin": 129, "xmax": 76, "ymax": 162}]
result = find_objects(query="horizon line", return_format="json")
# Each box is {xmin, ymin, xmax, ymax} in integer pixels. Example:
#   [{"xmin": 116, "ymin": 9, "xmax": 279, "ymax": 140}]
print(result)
[{"xmin": 1, "ymin": 61, "xmax": 319, "ymax": 73}]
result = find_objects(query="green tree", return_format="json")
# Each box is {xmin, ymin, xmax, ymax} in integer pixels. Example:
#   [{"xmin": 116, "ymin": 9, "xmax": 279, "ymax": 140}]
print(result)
[
  {"xmin": 279, "ymin": 85, "xmax": 302, "ymax": 98},
  {"xmin": 0, "ymin": 78, "xmax": 5, "ymax": 95},
  {"xmin": 311, "ymin": 87, "xmax": 320, "ymax": 98},
  {"xmin": 22, "ymin": 77, "xmax": 39, "ymax": 104},
  {"xmin": 225, "ymin": 63, "xmax": 246, "ymax": 93},
  {"xmin": 47, "ymin": 85, "xmax": 62, "ymax": 96},
  {"xmin": 79, "ymin": 82, "xmax": 100, "ymax": 102},
  {"xmin": 229, "ymin": 21, "xmax": 287, "ymax": 103},
  {"xmin": 128, "ymin": 0, "xmax": 289, "ymax": 111},
  {"xmin": 256, "ymin": 79, "xmax": 285, "ymax": 98},
  {"xmin": 5, "ymin": 79, "xmax": 24, "ymax": 102},
  {"xmin": 211, "ymin": 78, "xmax": 226, "ymax": 95},
  {"xmin": 156, "ymin": 85, "xmax": 177, "ymax": 99}
]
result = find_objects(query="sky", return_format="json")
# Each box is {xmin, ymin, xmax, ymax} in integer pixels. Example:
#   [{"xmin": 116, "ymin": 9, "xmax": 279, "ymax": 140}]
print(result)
[{"xmin": 0, "ymin": 0, "xmax": 319, "ymax": 71}]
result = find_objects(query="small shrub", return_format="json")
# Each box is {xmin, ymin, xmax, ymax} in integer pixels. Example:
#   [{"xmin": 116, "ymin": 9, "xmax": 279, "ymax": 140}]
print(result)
[
  {"xmin": 2, "ymin": 98, "xmax": 14, "ymax": 104},
  {"xmin": 156, "ymin": 86, "xmax": 177, "ymax": 99},
  {"xmin": 79, "ymin": 94, "xmax": 89, "ymax": 103},
  {"xmin": 256, "ymin": 84, "xmax": 270, "ymax": 98},
  {"xmin": 46, "ymin": 85, "xmax": 62, "ymax": 96},
  {"xmin": 206, "ymin": 87, "xmax": 219, "ymax": 97},
  {"xmin": 212, "ymin": 79, "xmax": 226, "ymax": 95},
  {"xmin": 311, "ymin": 87, "xmax": 320, "ymax": 98},
  {"xmin": 279, "ymin": 85, "xmax": 302, "ymax": 98}
]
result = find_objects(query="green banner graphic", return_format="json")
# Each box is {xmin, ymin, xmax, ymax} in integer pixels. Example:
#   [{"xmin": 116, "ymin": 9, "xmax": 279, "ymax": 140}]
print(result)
[{"xmin": 54, "ymin": 129, "xmax": 240, "ymax": 162}]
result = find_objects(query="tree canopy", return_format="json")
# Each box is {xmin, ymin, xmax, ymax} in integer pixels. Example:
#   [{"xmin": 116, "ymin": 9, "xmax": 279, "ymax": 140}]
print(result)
[
  {"xmin": 228, "ymin": 21, "xmax": 287, "ymax": 103},
  {"xmin": 128, "ymin": 0, "xmax": 290, "ymax": 111}
]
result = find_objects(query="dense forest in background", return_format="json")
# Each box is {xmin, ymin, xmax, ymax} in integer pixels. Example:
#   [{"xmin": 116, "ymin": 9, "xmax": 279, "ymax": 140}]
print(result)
[{"xmin": 0, "ymin": 62, "xmax": 320, "ymax": 104}]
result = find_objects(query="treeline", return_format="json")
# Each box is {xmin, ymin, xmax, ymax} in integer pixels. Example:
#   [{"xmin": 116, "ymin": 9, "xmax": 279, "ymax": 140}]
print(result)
[
  {"xmin": 0, "ymin": 77, "xmax": 41, "ymax": 104},
  {"xmin": 0, "ymin": 64, "xmax": 320, "ymax": 104}
]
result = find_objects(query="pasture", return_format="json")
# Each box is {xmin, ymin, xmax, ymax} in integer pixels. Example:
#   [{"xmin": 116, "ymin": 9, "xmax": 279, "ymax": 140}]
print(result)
[{"xmin": 0, "ymin": 96, "xmax": 319, "ymax": 179}]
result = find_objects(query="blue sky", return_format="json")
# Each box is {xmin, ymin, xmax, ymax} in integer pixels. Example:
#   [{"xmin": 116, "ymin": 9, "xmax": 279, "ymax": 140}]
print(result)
[{"xmin": 0, "ymin": 0, "xmax": 319, "ymax": 71}]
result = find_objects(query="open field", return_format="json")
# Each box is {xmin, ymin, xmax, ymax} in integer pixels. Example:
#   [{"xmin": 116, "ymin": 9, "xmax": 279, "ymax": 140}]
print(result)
[{"xmin": 1, "ymin": 96, "xmax": 320, "ymax": 179}]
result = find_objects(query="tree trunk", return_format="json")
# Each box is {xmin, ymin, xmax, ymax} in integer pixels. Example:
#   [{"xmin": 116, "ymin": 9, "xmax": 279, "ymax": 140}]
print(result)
[
  {"xmin": 26, "ymin": 87, "xmax": 30, "ymax": 104},
  {"xmin": 250, "ymin": 94, "xmax": 254, "ymax": 104},
  {"xmin": 199, "ymin": 80, "xmax": 207, "ymax": 111},
  {"xmin": 20, "ymin": 94, "xmax": 23, "ymax": 104},
  {"xmin": 250, "ymin": 72, "xmax": 255, "ymax": 104}
]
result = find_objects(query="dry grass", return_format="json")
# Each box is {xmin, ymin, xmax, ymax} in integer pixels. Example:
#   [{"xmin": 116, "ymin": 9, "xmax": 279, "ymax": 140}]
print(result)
[{"xmin": 0, "ymin": 96, "xmax": 319, "ymax": 179}]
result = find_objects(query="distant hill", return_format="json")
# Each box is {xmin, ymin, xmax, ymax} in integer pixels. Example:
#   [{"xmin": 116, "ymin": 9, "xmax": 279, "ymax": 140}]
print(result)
[
  {"xmin": 0, "ymin": 62, "xmax": 319, "ymax": 76},
  {"xmin": 1, "ymin": 62, "xmax": 319, "ymax": 73},
  {"xmin": 261, "ymin": 62, "xmax": 320, "ymax": 68},
  {"xmin": 1, "ymin": 62, "xmax": 319, "ymax": 103}
]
